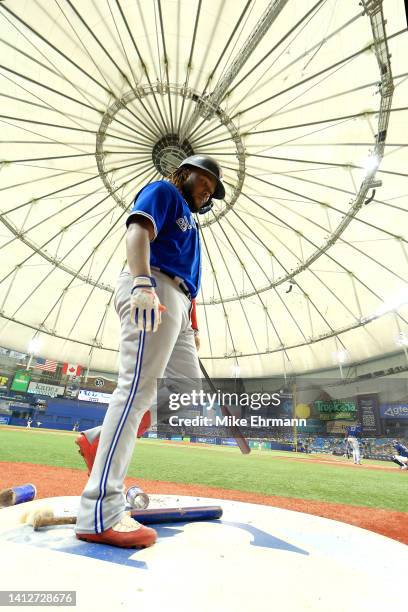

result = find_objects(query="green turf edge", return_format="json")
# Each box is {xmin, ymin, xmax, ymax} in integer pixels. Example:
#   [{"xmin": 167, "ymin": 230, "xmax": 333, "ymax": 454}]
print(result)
[{"xmin": 1, "ymin": 428, "xmax": 407, "ymax": 512}]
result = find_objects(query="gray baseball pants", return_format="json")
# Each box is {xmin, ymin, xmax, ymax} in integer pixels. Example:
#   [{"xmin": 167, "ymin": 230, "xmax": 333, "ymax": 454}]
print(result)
[
  {"xmin": 75, "ymin": 270, "xmax": 200, "ymax": 534},
  {"xmin": 347, "ymin": 437, "xmax": 361, "ymax": 464}
]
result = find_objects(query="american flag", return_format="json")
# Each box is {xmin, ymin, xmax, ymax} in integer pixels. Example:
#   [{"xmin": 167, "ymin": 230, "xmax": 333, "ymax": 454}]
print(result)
[{"xmin": 33, "ymin": 357, "xmax": 58, "ymax": 372}]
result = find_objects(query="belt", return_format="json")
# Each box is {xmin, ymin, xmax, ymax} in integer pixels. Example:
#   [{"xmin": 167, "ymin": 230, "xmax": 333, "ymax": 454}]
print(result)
[{"xmin": 153, "ymin": 267, "xmax": 192, "ymax": 300}]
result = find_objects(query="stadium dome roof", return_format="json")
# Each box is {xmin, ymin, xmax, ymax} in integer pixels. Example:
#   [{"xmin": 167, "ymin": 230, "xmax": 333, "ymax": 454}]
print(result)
[{"xmin": 0, "ymin": 0, "xmax": 407, "ymax": 377}]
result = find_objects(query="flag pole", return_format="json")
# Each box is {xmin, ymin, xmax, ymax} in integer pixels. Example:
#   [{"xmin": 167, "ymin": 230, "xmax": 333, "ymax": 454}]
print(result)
[{"xmin": 26, "ymin": 354, "xmax": 34, "ymax": 371}]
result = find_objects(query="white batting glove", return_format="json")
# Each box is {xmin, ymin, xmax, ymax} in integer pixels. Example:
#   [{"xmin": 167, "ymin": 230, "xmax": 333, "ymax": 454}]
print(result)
[{"xmin": 130, "ymin": 276, "xmax": 166, "ymax": 332}]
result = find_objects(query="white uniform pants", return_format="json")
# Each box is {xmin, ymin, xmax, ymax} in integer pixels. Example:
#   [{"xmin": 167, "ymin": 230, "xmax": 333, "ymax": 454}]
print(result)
[
  {"xmin": 347, "ymin": 437, "xmax": 361, "ymax": 464},
  {"xmin": 75, "ymin": 270, "xmax": 200, "ymax": 534}
]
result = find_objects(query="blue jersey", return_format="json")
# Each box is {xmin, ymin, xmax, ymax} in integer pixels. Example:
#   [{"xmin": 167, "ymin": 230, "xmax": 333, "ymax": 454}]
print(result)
[
  {"xmin": 346, "ymin": 425, "xmax": 362, "ymax": 438},
  {"xmin": 126, "ymin": 181, "xmax": 201, "ymax": 298},
  {"xmin": 394, "ymin": 443, "xmax": 408, "ymax": 457}
]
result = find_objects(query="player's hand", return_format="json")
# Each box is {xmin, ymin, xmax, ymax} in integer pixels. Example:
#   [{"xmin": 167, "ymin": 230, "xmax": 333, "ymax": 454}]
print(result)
[{"xmin": 130, "ymin": 276, "xmax": 166, "ymax": 332}]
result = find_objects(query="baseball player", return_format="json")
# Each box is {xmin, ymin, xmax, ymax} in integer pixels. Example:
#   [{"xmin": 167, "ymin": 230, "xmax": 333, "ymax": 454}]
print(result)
[
  {"xmin": 74, "ymin": 155, "xmax": 224, "ymax": 549},
  {"xmin": 26, "ymin": 417, "xmax": 32, "ymax": 429},
  {"xmin": 343, "ymin": 438, "xmax": 351, "ymax": 459},
  {"xmin": 345, "ymin": 423, "xmax": 363, "ymax": 465},
  {"xmin": 391, "ymin": 439, "xmax": 408, "ymax": 470}
]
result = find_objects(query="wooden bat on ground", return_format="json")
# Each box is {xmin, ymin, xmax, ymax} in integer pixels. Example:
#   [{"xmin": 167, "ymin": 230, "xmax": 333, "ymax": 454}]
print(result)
[
  {"xmin": 199, "ymin": 359, "xmax": 251, "ymax": 455},
  {"xmin": 22, "ymin": 505, "xmax": 223, "ymax": 530},
  {"xmin": 35, "ymin": 510, "xmax": 76, "ymax": 531}
]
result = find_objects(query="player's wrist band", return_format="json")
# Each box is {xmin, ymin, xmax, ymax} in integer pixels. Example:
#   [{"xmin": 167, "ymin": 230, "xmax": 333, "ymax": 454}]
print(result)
[
  {"xmin": 193, "ymin": 329, "xmax": 199, "ymax": 336},
  {"xmin": 131, "ymin": 275, "xmax": 157, "ymax": 292}
]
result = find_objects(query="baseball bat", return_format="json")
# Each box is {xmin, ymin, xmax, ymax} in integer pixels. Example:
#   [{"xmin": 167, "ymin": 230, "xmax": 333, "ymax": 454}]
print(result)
[
  {"xmin": 130, "ymin": 505, "xmax": 222, "ymax": 524},
  {"xmin": 27, "ymin": 505, "xmax": 222, "ymax": 530},
  {"xmin": 199, "ymin": 359, "xmax": 251, "ymax": 455},
  {"xmin": 34, "ymin": 515, "xmax": 76, "ymax": 530},
  {"xmin": 0, "ymin": 484, "xmax": 36, "ymax": 508}
]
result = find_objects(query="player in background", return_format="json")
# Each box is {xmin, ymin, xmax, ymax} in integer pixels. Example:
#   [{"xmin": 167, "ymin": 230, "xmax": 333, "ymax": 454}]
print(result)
[
  {"xmin": 343, "ymin": 438, "xmax": 351, "ymax": 460},
  {"xmin": 345, "ymin": 422, "xmax": 363, "ymax": 465},
  {"xmin": 391, "ymin": 439, "xmax": 408, "ymax": 470}
]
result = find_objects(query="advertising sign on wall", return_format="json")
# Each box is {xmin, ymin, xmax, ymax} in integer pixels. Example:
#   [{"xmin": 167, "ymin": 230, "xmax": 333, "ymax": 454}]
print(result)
[
  {"xmin": 249, "ymin": 440, "xmax": 271, "ymax": 450},
  {"xmin": 78, "ymin": 389, "xmax": 112, "ymax": 404},
  {"xmin": 326, "ymin": 420, "xmax": 354, "ymax": 435},
  {"xmin": 11, "ymin": 371, "xmax": 31, "ymax": 392},
  {"xmin": 220, "ymin": 438, "xmax": 238, "ymax": 447},
  {"xmin": 380, "ymin": 404, "xmax": 408, "ymax": 419},
  {"xmin": 356, "ymin": 393, "xmax": 381, "ymax": 435},
  {"xmin": 196, "ymin": 436, "xmax": 217, "ymax": 444},
  {"xmin": 314, "ymin": 400, "xmax": 356, "ymax": 421},
  {"xmin": 0, "ymin": 400, "xmax": 11, "ymax": 413},
  {"xmin": 0, "ymin": 347, "xmax": 27, "ymax": 360},
  {"xmin": 10, "ymin": 402, "xmax": 31, "ymax": 409},
  {"xmin": 27, "ymin": 381, "xmax": 65, "ymax": 398},
  {"xmin": 82, "ymin": 376, "xmax": 117, "ymax": 393},
  {"xmin": 0, "ymin": 415, "xmax": 10, "ymax": 425},
  {"xmin": 0, "ymin": 375, "xmax": 9, "ymax": 391}
]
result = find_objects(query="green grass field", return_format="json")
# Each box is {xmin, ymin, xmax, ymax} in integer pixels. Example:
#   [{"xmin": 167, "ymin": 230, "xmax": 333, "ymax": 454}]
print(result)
[{"xmin": 1, "ymin": 427, "xmax": 407, "ymax": 512}]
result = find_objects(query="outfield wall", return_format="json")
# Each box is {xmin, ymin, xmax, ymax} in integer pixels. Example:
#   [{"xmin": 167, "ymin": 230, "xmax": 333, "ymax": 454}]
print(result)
[{"xmin": 6, "ymin": 397, "xmax": 107, "ymax": 430}]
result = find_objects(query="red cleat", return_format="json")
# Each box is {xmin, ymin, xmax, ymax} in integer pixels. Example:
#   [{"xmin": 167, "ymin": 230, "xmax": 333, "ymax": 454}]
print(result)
[
  {"xmin": 76, "ymin": 513, "xmax": 157, "ymax": 549},
  {"xmin": 75, "ymin": 433, "xmax": 99, "ymax": 475},
  {"xmin": 75, "ymin": 411, "xmax": 151, "ymax": 474},
  {"xmin": 137, "ymin": 410, "xmax": 151, "ymax": 438}
]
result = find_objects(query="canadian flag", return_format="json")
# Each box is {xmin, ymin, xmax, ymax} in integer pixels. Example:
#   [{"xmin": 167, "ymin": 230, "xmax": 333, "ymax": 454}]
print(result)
[{"xmin": 62, "ymin": 363, "xmax": 82, "ymax": 377}]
